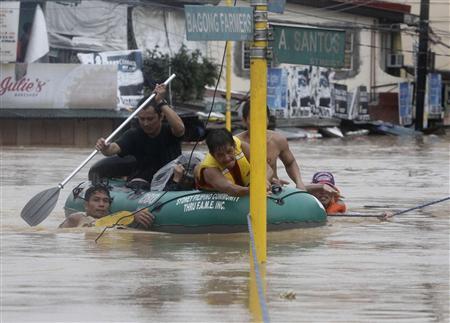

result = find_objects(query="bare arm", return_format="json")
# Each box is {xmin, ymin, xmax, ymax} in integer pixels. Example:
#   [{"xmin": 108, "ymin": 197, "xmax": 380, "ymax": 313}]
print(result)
[
  {"xmin": 154, "ymin": 83, "xmax": 185, "ymax": 137},
  {"xmin": 203, "ymin": 168, "xmax": 249, "ymax": 197},
  {"xmin": 59, "ymin": 213, "xmax": 87, "ymax": 228},
  {"xmin": 95, "ymin": 138, "xmax": 121, "ymax": 156},
  {"xmin": 160, "ymin": 105, "xmax": 185, "ymax": 137},
  {"xmin": 241, "ymin": 140, "xmax": 250, "ymax": 161},
  {"xmin": 277, "ymin": 135, "xmax": 306, "ymax": 190},
  {"xmin": 132, "ymin": 209, "xmax": 155, "ymax": 229},
  {"xmin": 305, "ymin": 183, "xmax": 339, "ymax": 197},
  {"xmin": 241, "ymin": 139, "xmax": 273, "ymax": 189}
]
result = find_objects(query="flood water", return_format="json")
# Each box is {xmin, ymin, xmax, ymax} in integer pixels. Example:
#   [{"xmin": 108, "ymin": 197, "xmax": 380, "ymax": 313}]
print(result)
[{"xmin": 1, "ymin": 134, "xmax": 449, "ymax": 322}]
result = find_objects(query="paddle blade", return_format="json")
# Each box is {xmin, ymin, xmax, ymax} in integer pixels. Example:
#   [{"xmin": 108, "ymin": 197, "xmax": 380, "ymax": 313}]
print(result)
[
  {"xmin": 94, "ymin": 211, "xmax": 134, "ymax": 227},
  {"xmin": 21, "ymin": 187, "xmax": 61, "ymax": 226}
]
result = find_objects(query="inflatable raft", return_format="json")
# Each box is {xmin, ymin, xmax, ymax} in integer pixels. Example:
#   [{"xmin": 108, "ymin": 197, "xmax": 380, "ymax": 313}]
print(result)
[{"xmin": 64, "ymin": 180, "xmax": 327, "ymax": 234}]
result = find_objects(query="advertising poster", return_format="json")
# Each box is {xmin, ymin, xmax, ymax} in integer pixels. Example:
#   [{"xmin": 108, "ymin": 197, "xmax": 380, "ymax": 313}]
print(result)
[
  {"xmin": 428, "ymin": 73, "xmax": 442, "ymax": 115},
  {"xmin": 267, "ymin": 68, "xmax": 288, "ymax": 118},
  {"xmin": 287, "ymin": 65, "xmax": 312, "ymax": 118},
  {"xmin": 356, "ymin": 86, "xmax": 370, "ymax": 121},
  {"xmin": 0, "ymin": 1, "xmax": 20, "ymax": 63},
  {"xmin": 333, "ymin": 83, "xmax": 348, "ymax": 118},
  {"xmin": 78, "ymin": 50, "xmax": 144, "ymax": 109},
  {"xmin": 398, "ymin": 82, "xmax": 413, "ymax": 125},
  {"xmin": 1, "ymin": 63, "xmax": 117, "ymax": 109},
  {"xmin": 285, "ymin": 65, "xmax": 333, "ymax": 118}
]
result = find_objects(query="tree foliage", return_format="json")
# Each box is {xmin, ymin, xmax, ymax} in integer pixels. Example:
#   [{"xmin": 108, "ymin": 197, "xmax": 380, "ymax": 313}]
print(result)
[{"xmin": 142, "ymin": 45, "xmax": 219, "ymax": 102}]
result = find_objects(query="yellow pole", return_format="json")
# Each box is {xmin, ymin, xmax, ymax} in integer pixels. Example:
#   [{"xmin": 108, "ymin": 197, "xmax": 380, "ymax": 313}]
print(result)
[
  {"xmin": 249, "ymin": 1, "xmax": 268, "ymax": 263},
  {"xmin": 225, "ymin": 0, "xmax": 232, "ymax": 131},
  {"xmin": 249, "ymin": 261, "xmax": 267, "ymax": 322}
]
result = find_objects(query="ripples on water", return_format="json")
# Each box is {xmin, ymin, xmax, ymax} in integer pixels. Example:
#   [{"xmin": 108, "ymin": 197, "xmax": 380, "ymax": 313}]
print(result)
[{"xmin": 1, "ymin": 135, "xmax": 449, "ymax": 322}]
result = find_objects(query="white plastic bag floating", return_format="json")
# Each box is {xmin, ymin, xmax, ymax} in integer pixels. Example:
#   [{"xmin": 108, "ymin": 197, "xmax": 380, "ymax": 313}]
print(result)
[{"xmin": 151, "ymin": 152, "xmax": 204, "ymax": 191}]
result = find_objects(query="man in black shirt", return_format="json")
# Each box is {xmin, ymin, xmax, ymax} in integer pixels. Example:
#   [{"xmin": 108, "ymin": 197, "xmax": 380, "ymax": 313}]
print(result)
[{"xmin": 95, "ymin": 83, "xmax": 185, "ymax": 183}]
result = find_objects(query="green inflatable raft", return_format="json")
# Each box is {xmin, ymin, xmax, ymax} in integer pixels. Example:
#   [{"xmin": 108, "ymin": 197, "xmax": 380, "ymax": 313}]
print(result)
[{"xmin": 64, "ymin": 180, "xmax": 327, "ymax": 234}]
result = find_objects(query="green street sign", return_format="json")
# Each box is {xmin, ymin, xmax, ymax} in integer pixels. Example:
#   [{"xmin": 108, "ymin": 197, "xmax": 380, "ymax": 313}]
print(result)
[
  {"xmin": 185, "ymin": 5, "xmax": 253, "ymax": 41},
  {"xmin": 271, "ymin": 24, "xmax": 346, "ymax": 68}
]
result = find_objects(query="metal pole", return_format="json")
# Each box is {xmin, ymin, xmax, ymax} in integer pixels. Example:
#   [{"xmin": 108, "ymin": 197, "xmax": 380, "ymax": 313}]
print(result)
[
  {"xmin": 415, "ymin": 0, "xmax": 430, "ymax": 131},
  {"xmin": 226, "ymin": 0, "xmax": 232, "ymax": 131},
  {"xmin": 249, "ymin": 0, "xmax": 269, "ymax": 263}
]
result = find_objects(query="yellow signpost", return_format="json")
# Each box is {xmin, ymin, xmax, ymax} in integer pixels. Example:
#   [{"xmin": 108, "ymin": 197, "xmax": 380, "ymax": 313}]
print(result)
[
  {"xmin": 249, "ymin": 1, "xmax": 268, "ymax": 264},
  {"xmin": 226, "ymin": 0, "xmax": 232, "ymax": 131},
  {"xmin": 184, "ymin": 3, "xmax": 269, "ymax": 318}
]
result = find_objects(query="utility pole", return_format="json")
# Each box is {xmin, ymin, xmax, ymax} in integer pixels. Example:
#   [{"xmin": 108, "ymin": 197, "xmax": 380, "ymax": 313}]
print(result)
[{"xmin": 415, "ymin": 0, "xmax": 430, "ymax": 131}]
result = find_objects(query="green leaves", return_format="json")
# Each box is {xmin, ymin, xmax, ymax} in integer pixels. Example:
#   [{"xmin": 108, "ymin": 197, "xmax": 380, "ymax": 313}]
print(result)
[{"xmin": 143, "ymin": 45, "xmax": 219, "ymax": 102}]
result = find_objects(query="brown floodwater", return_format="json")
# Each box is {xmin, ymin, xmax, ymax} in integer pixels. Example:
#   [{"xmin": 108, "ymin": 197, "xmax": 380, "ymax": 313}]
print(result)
[{"xmin": 1, "ymin": 134, "xmax": 449, "ymax": 322}]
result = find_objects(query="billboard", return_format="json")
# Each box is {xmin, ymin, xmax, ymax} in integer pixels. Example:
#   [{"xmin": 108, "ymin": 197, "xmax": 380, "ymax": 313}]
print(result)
[
  {"xmin": 285, "ymin": 65, "xmax": 333, "ymax": 118},
  {"xmin": 1, "ymin": 63, "xmax": 117, "ymax": 109},
  {"xmin": 398, "ymin": 82, "xmax": 413, "ymax": 125},
  {"xmin": 427, "ymin": 73, "xmax": 442, "ymax": 115},
  {"xmin": 333, "ymin": 83, "xmax": 348, "ymax": 118},
  {"xmin": 78, "ymin": 50, "xmax": 144, "ymax": 109},
  {"xmin": 0, "ymin": 1, "xmax": 20, "ymax": 63},
  {"xmin": 267, "ymin": 68, "xmax": 288, "ymax": 118}
]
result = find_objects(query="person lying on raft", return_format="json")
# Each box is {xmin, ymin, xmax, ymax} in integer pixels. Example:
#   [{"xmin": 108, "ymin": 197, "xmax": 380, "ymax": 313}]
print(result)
[
  {"xmin": 59, "ymin": 184, "xmax": 154, "ymax": 229},
  {"xmin": 306, "ymin": 171, "xmax": 347, "ymax": 214},
  {"xmin": 194, "ymin": 128, "xmax": 273, "ymax": 197},
  {"xmin": 236, "ymin": 99, "xmax": 306, "ymax": 190}
]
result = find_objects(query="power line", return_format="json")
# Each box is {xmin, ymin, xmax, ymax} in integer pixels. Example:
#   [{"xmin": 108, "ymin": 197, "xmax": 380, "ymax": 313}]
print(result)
[
  {"xmin": 355, "ymin": 41, "xmax": 450, "ymax": 57},
  {"xmin": 283, "ymin": 7, "xmax": 416, "ymax": 33}
]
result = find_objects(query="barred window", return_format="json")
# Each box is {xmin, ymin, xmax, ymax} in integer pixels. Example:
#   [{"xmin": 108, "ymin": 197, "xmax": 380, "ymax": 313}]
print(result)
[
  {"xmin": 344, "ymin": 32, "xmax": 354, "ymax": 70},
  {"xmin": 242, "ymin": 42, "xmax": 251, "ymax": 70}
]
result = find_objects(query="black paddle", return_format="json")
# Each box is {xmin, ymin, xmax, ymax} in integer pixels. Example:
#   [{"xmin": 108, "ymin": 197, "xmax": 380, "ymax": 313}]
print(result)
[{"xmin": 21, "ymin": 74, "xmax": 176, "ymax": 226}]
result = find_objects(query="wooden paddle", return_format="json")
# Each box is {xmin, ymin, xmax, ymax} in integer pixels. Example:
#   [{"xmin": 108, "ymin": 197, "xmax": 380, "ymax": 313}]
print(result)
[{"xmin": 21, "ymin": 74, "xmax": 176, "ymax": 226}]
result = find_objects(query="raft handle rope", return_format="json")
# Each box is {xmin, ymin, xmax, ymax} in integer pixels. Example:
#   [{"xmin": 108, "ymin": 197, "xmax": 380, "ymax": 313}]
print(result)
[
  {"xmin": 329, "ymin": 196, "xmax": 450, "ymax": 218},
  {"xmin": 268, "ymin": 190, "xmax": 309, "ymax": 205},
  {"xmin": 247, "ymin": 214, "xmax": 270, "ymax": 323},
  {"xmin": 93, "ymin": 188, "xmax": 310, "ymax": 242}
]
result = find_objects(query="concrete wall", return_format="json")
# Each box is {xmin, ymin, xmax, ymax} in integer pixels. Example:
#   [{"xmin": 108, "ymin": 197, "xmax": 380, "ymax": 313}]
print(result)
[
  {"xmin": 390, "ymin": 0, "xmax": 450, "ymax": 71},
  {"xmin": 0, "ymin": 119, "xmax": 119, "ymax": 147}
]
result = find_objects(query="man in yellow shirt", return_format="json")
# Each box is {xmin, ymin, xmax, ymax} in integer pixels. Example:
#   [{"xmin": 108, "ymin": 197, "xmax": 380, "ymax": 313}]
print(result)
[{"xmin": 195, "ymin": 129, "xmax": 272, "ymax": 197}]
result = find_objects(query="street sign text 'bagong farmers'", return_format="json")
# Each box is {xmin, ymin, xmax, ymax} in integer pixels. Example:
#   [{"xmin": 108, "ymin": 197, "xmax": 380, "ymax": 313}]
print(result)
[
  {"xmin": 272, "ymin": 24, "xmax": 345, "ymax": 68},
  {"xmin": 185, "ymin": 5, "xmax": 253, "ymax": 41}
]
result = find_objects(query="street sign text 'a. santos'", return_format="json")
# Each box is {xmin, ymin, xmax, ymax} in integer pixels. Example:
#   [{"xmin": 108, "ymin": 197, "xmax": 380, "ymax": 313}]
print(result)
[{"xmin": 272, "ymin": 24, "xmax": 346, "ymax": 68}]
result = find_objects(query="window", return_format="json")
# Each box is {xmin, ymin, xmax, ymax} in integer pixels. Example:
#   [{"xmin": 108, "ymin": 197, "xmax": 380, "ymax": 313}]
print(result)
[
  {"xmin": 343, "ymin": 31, "xmax": 354, "ymax": 70},
  {"xmin": 242, "ymin": 42, "xmax": 251, "ymax": 70}
]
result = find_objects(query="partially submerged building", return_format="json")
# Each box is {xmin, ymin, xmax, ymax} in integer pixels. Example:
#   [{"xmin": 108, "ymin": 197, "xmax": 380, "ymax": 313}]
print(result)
[{"xmin": 1, "ymin": 0, "xmax": 448, "ymax": 146}]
